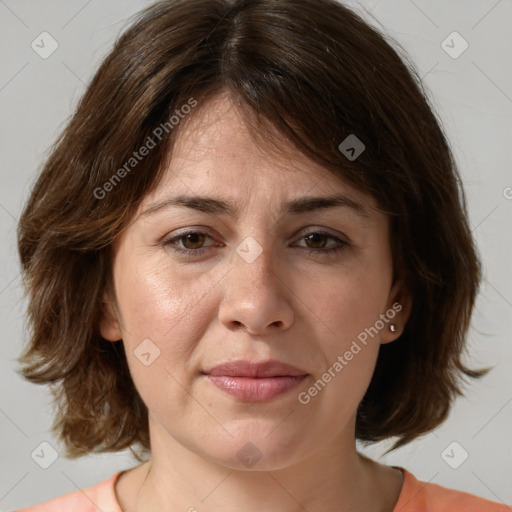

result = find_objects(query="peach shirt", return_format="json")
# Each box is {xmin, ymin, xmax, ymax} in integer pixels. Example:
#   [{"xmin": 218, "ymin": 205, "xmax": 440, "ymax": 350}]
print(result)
[{"xmin": 13, "ymin": 466, "xmax": 512, "ymax": 512}]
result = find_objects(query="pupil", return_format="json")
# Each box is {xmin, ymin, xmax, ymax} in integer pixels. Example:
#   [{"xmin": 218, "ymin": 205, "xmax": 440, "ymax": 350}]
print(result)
[
  {"xmin": 184, "ymin": 233, "xmax": 204, "ymax": 248},
  {"xmin": 307, "ymin": 233, "xmax": 325, "ymax": 248}
]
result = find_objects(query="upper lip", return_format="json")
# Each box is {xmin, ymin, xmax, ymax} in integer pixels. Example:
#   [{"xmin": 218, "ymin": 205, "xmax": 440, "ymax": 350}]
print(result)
[{"xmin": 202, "ymin": 359, "xmax": 308, "ymax": 377}]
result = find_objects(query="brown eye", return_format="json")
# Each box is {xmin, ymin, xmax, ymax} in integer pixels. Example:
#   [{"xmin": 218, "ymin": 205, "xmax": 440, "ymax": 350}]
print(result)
[
  {"xmin": 179, "ymin": 232, "xmax": 207, "ymax": 250},
  {"xmin": 304, "ymin": 232, "xmax": 331, "ymax": 249},
  {"xmin": 163, "ymin": 230, "xmax": 216, "ymax": 257},
  {"xmin": 163, "ymin": 229, "xmax": 349, "ymax": 258},
  {"xmin": 296, "ymin": 231, "xmax": 350, "ymax": 255}
]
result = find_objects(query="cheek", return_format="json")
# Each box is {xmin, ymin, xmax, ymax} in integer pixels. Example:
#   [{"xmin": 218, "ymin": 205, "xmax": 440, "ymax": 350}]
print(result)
[
  {"xmin": 296, "ymin": 267, "xmax": 386, "ymax": 421},
  {"xmin": 305, "ymin": 258, "xmax": 392, "ymax": 347},
  {"xmin": 113, "ymin": 258, "xmax": 213, "ymax": 414},
  {"xmin": 295, "ymin": 251, "xmax": 392, "ymax": 409},
  {"xmin": 114, "ymin": 253, "xmax": 220, "ymax": 364}
]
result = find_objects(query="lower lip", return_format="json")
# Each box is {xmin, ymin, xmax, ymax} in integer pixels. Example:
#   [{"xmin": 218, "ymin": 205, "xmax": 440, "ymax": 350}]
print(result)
[{"xmin": 205, "ymin": 375, "xmax": 308, "ymax": 402}]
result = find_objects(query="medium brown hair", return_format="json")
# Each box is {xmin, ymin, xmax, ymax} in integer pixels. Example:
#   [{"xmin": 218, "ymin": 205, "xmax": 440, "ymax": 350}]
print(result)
[{"xmin": 16, "ymin": 0, "xmax": 489, "ymax": 461}]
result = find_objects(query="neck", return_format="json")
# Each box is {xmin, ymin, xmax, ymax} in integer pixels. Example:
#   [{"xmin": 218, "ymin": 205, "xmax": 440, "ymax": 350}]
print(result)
[{"xmin": 123, "ymin": 418, "xmax": 402, "ymax": 512}]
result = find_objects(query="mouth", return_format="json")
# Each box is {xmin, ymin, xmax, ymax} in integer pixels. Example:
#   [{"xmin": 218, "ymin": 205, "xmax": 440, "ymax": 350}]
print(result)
[{"xmin": 201, "ymin": 359, "xmax": 309, "ymax": 402}]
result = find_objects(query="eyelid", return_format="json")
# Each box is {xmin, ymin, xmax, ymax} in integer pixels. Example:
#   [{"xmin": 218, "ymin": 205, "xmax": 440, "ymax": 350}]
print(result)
[{"xmin": 295, "ymin": 226, "xmax": 350, "ymax": 242}]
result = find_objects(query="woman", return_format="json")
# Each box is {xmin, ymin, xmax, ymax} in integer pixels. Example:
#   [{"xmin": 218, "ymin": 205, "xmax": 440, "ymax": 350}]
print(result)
[{"xmin": 14, "ymin": 0, "xmax": 510, "ymax": 510}]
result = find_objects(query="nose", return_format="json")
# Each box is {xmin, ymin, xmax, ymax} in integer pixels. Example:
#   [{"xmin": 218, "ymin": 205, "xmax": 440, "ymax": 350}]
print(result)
[{"xmin": 218, "ymin": 238, "xmax": 294, "ymax": 336}]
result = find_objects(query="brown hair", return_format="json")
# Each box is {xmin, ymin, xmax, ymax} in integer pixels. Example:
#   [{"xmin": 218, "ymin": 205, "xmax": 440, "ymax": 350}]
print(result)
[{"xmin": 16, "ymin": 0, "xmax": 489, "ymax": 461}]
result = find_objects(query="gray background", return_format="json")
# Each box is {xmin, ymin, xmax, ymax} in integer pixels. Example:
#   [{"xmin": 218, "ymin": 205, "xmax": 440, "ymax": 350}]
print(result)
[{"xmin": 1, "ymin": 0, "xmax": 511, "ymax": 510}]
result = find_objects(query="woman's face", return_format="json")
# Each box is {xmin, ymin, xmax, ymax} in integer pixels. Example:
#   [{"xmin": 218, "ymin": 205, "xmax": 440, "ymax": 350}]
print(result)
[{"xmin": 100, "ymin": 93, "xmax": 410, "ymax": 470}]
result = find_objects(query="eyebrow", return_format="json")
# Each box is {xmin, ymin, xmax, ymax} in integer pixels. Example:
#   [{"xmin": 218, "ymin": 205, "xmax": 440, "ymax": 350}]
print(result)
[{"xmin": 140, "ymin": 193, "xmax": 371, "ymax": 220}]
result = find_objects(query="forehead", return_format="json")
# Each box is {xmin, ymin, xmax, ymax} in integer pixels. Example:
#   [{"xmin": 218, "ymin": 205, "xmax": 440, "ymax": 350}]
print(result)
[{"xmin": 137, "ymin": 93, "xmax": 380, "ymax": 215}]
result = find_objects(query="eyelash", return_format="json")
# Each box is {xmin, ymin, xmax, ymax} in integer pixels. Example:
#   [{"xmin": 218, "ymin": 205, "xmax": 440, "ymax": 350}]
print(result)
[{"xmin": 161, "ymin": 230, "xmax": 350, "ymax": 258}]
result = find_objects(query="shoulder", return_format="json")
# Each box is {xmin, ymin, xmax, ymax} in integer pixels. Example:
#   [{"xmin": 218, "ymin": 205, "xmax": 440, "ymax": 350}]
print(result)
[
  {"xmin": 393, "ymin": 467, "xmax": 511, "ymax": 512},
  {"xmin": 11, "ymin": 471, "xmax": 124, "ymax": 512}
]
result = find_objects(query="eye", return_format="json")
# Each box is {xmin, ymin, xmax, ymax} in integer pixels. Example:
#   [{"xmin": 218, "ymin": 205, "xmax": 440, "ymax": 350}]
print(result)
[
  {"xmin": 294, "ymin": 230, "xmax": 350, "ymax": 255},
  {"xmin": 163, "ymin": 231, "xmax": 217, "ymax": 256},
  {"xmin": 161, "ymin": 229, "xmax": 350, "ymax": 258}
]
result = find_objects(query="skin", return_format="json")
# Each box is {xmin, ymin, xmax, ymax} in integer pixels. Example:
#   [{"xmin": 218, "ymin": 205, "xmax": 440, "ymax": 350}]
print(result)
[{"xmin": 99, "ymin": 91, "xmax": 412, "ymax": 512}]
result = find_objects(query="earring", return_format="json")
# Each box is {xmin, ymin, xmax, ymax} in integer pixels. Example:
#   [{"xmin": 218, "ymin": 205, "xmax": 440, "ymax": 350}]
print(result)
[{"xmin": 389, "ymin": 324, "xmax": 397, "ymax": 332}]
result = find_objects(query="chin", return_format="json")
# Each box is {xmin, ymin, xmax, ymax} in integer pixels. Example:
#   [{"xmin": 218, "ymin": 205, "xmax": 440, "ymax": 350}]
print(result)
[{"xmin": 200, "ymin": 428, "xmax": 307, "ymax": 471}]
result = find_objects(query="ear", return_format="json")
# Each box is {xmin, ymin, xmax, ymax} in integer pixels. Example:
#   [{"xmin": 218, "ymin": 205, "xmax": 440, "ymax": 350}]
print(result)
[
  {"xmin": 380, "ymin": 278, "xmax": 413, "ymax": 345},
  {"xmin": 98, "ymin": 290, "xmax": 123, "ymax": 342}
]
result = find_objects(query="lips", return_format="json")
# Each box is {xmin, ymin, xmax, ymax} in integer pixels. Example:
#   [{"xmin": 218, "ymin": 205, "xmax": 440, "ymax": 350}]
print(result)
[
  {"xmin": 202, "ymin": 359, "xmax": 307, "ymax": 378},
  {"xmin": 202, "ymin": 360, "xmax": 309, "ymax": 402}
]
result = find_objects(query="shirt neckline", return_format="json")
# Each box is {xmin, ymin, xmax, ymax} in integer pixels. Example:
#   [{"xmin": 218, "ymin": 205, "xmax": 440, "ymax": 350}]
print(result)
[{"xmin": 108, "ymin": 465, "xmax": 412, "ymax": 512}]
